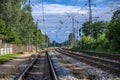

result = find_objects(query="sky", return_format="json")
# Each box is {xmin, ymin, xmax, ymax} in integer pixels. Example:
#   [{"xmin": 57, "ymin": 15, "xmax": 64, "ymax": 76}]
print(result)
[{"xmin": 29, "ymin": 0, "xmax": 120, "ymax": 43}]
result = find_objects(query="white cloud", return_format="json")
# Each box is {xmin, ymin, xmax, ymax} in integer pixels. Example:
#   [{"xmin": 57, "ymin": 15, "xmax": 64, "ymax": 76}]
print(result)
[
  {"xmin": 51, "ymin": 30, "xmax": 57, "ymax": 33},
  {"xmin": 74, "ymin": 0, "xmax": 87, "ymax": 2},
  {"xmin": 94, "ymin": 0, "xmax": 104, "ymax": 3},
  {"xmin": 55, "ymin": 0, "xmax": 62, "ymax": 2},
  {"xmin": 32, "ymin": 3, "xmax": 88, "ymax": 16},
  {"xmin": 65, "ymin": 31, "xmax": 71, "ymax": 34}
]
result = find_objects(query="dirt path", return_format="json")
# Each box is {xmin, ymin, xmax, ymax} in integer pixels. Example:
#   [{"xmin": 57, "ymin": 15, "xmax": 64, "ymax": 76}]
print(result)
[{"xmin": 0, "ymin": 52, "xmax": 35, "ymax": 78}]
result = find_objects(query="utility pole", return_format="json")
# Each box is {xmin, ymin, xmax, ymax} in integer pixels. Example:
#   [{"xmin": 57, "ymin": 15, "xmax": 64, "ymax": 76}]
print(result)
[
  {"xmin": 28, "ymin": 0, "xmax": 31, "ymax": 52},
  {"xmin": 88, "ymin": 0, "xmax": 93, "ymax": 47},
  {"xmin": 55, "ymin": 31, "xmax": 57, "ymax": 47},
  {"xmin": 36, "ymin": 20, "xmax": 39, "ymax": 52},
  {"xmin": 41, "ymin": 0, "xmax": 47, "ymax": 48},
  {"xmin": 29, "ymin": 0, "xmax": 30, "ymax": 6},
  {"xmin": 72, "ymin": 17, "xmax": 75, "ymax": 47},
  {"xmin": 76, "ymin": 20, "xmax": 79, "ymax": 41},
  {"xmin": 55, "ymin": 27, "xmax": 58, "ymax": 47},
  {"xmin": 79, "ymin": 28, "xmax": 82, "ymax": 49}
]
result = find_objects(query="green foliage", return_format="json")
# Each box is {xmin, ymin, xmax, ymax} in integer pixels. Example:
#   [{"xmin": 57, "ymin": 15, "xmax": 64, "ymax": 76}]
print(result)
[
  {"xmin": 4, "ymin": 26, "xmax": 22, "ymax": 47},
  {"xmin": 79, "ymin": 32, "xmax": 109, "ymax": 51},
  {"xmin": 80, "ymin": 35, "xmax": 92, "ymax": 49},
  {"xmin": 107, "ymin": 10, "xmax": 120, "ymax": 50},
  {"xmin": 92, "ymin": 21, "xmax": 108, "ymax": 38},
  {"xmin": 19, "ymin": 10, "xmax": 36, "ymax": 45},
  {"xmin": 38, "ymin": 29, "xmax": 43, "ymax": 45},
  {"xmin": 42, "ymin": 35, "xmax": 50, "ymax": 47},
  {"xmin": 96, "ymin": 33, "xmax": 109, "ymax": 50},
  {"xmin": 0, "ymin": 0, "xmax": 46, "ymax": 49},
  {"xmin": 82, "ymin": 21, "xmax": 91, "ymax": 36},
  {"xmin": 56, "ymin": 9, "xmax": 119, "ymax": 54},
  {"xmin": 78, "ymin": 10, "xmax": 119, "ymax": 52},
  {"xmin": 0, "ymin": 19, "xmax": 6, "ymax": 35},
  {"xmin": 82, "ymin": 21, "xmax": 108, "ymax": 38},
  {"xmin": 68, "ymin": 33, "xmax": 75, "ymax": 47}
]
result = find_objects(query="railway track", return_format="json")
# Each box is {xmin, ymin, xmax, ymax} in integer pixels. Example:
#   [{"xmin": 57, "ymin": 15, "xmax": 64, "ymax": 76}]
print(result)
[
  {"xmin": 48, "ymin": 50, "xmax": 88, "ymax": 80},
  {"xmin": 63, "ymin": 48, "xmax": 120, "ymax": 61},
  {"xmin": 56, "ymin": 48, "xmax": 120, "ymax": 76},
  {"xmin": 53, "ymin": 50, "xmax": 90, "ymax": 80},
  {"xmin": 61, "ymin": 49, "xmax": 120, "ymax": 68},
  {"xmin": 14, "ymin": 51, "xmax": 58, "ymax": 80}
]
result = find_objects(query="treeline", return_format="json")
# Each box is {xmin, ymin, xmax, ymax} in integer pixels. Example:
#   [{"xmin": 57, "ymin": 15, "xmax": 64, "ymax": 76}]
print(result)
[
  {"xmin": 0, "ymin": 0, "xmax": 50, "ymax": 48},
  {"xmin": 61, "ymin": 10, "xmax": 120, "ymax": 53},
  {"xmin": 78, "ymin": 9, "xmax": 120, "ymax": 52}
]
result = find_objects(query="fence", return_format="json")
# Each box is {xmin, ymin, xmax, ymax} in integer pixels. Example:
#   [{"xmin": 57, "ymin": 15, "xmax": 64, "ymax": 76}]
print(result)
[
  {"xmin": 0, "ymin": 42, "xmax": 36, "ymax": 56},
  {"xmin": 0, "ymin": 48, "xmax": 12, "ymax": 55},
  {"xmin": 0, "ymin": 43, "xmax": 13, "ymax": 56}
]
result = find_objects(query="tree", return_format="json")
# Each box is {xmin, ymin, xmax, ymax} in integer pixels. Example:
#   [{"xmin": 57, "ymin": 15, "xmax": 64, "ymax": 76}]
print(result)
[
  {"xmin": 51, "ymin": 41, "xmax": 56, "ymax": 47},
  {"xmin": 92, "ymin": 21, "xmax": 108, "ymax": 38},
  {"xmin": 82, "ymin": 21, "xmax": 91, "ymax": 36},
  {"xmin": 0, "ymin": 19, "xmax": 6, "ymax": 35},
  {"xmin": 0, "ymin": 0, "xmax": 26, "ymax": 45},
  {"xmin": 38, "ymin": 29, "xmax": 43, "ymax": 46},
  {"xmin": 68, "ymin": 33, "xmax": 75, "ymax": 47},
  {"xmin": 79, "ymin": 35, "xmax": 92, "ymax": 49},
  {"xmin": 42, "ymin": 35, "xmax": 50, "ymax": 47},
  {"xmin": 107, "ymin": 10, "xmax": 120, "ymax": 50},
  {"xmin": 0, "ymin": 0, "xmax": 43, "ymax": 49},
  {"xmin": 5, "ymin": 26, "xmax": 21, "ymax": 47},
  {"xmin": 96, "ymin": 33, "xmax": 109, "ymax": 50},
  {"xmin": 82, "ymin": 21, "xmax": 108, "ymax": 38}
]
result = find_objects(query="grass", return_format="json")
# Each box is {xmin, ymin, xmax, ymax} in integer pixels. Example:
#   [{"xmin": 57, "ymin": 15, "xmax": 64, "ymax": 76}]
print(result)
[
  {"xmin": 72, "ymin": 47, "xmax": 120, "ymax": 55},
  {"xmin": 84, "ymin": 49, "xmax": 120, "ymax": 55},
  {"xmin": 0, "ymin": 53, "xmax": 21, "ymax": 64}
]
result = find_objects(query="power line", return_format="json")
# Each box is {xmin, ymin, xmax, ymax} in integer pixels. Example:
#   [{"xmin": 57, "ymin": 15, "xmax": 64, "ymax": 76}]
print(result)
[{"xmin": 36, "ymin": 20, "xmax": 39, "ymax": 52}]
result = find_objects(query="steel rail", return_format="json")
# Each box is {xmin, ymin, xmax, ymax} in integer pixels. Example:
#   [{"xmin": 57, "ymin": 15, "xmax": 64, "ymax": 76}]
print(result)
[
  {"xmin": 14, "ymin": 54, "xmax": 39, "ymax": 80},
  {"xmin": 60, "ymin": 49, "xmax": 120, "ymax": 67},
  {"xmin": 63, "ymin": 48, "xmax": 120, "ymax": 61},
  {"xmin": 46, "ymin": 51, "xmax": 58, "ymax": 80}
]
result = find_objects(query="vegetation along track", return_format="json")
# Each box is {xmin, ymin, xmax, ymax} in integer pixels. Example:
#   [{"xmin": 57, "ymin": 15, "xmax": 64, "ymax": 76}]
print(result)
[
  {"xmin": 56, "ymin": 48, "xmax": 120, "ymax": 76},
  {"xmin": 14, "ymin": 51, "xmax": 58, "ymax": 80}
]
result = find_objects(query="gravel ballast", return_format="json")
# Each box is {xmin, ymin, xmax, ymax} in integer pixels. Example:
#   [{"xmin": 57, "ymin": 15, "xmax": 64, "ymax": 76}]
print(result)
[
  {"xmin": 55, "ymin": 51, "xmax": 120, "ymax": 80},
  {"xmin": 49, "ymin": 51, "xmax": 78, "ymax": 80}
]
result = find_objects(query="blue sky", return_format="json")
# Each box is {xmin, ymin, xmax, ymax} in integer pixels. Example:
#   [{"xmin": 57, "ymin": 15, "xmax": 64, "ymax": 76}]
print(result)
[{"xmin": 30, "ymin": 0, "xmax": 120, "ymax": 43}]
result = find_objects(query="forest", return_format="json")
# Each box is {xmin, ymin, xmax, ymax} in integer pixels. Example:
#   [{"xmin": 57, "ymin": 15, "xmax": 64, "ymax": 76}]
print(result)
[{"xmin": 0, "ymin": 0, "xmax": 50, "ymax": 48}]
